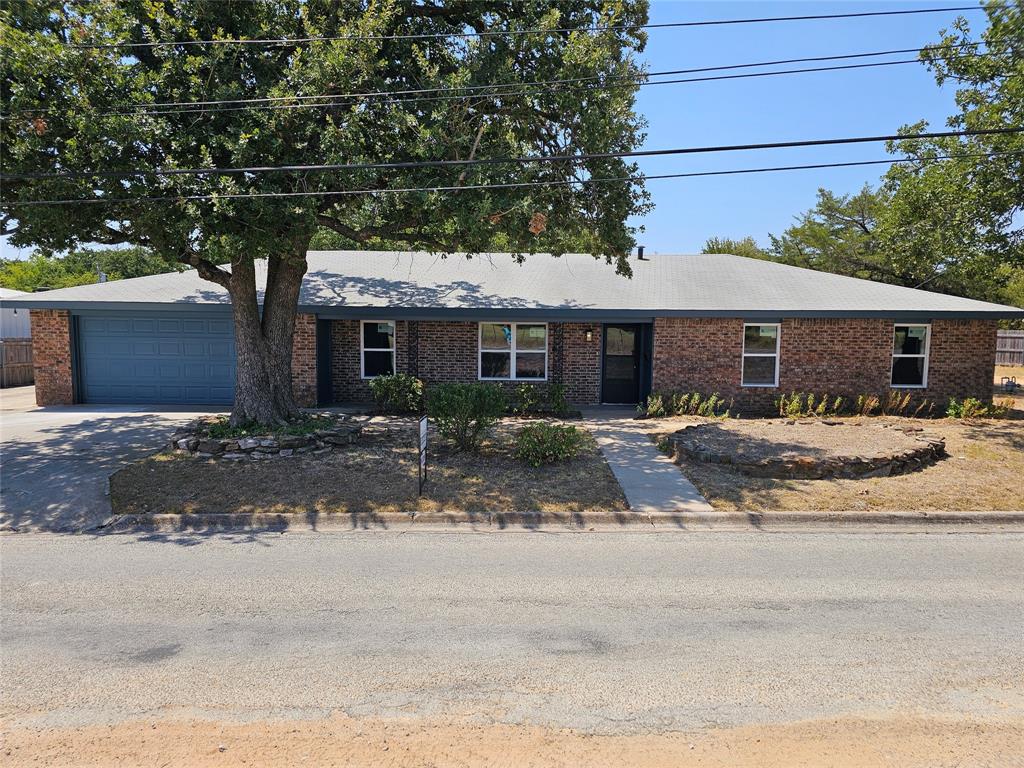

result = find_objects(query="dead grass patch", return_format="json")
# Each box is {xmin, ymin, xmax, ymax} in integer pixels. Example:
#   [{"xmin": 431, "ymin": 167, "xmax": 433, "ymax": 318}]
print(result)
[
  {"xmin": 648, "ymin": 416, "xmax": 1024, "ymax": 512},
  {"xmin": 111, "ymin": 418, "xmax": 627, "ymax": 516}
]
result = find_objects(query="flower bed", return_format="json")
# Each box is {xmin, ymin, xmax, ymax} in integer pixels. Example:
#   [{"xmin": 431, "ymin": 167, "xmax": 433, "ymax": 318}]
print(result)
[
  {"xmin": 168, "ymin": 415, "xmax": 364, "ymax": 460},
  {"xmin": 662, "ymin": 420, "xmax": 945, "ymax": 479}
]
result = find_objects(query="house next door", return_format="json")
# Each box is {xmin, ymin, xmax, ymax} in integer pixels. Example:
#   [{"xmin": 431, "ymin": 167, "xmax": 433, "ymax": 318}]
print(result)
[{"xmin": 602, "ymin": 324, "xmax": 642, "ymax": 404}]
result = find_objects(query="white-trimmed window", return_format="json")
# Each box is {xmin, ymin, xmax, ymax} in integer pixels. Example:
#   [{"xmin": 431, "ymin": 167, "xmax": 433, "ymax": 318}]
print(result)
[
  {"xmin": 742, "ymin": 323, "xmax": 780, "ymax": 387},
  {"xmin": 891, "ymin": 324, "xmax": 930, "ymax": 388},
  {"xmin": 479, "ymin": 322, "xmax": 547, "ymax": 380},
  {"xmin": 361, "ymin": 320, "xmax": 395, "ymax": 378}
]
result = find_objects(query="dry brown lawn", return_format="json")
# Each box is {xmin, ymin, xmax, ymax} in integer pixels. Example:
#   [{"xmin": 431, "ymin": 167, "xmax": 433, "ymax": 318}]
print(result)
[
  {"xmin": 110, "ymin": 418, "xmax": 627, "ymax": 517},
  {"xmin": 649, "ymin": 414, "xmax": 1024, "ymax": 512}
]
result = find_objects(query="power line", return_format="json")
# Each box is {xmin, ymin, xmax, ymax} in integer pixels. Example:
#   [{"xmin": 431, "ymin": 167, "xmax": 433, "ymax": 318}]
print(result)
[
  {"xmin": 65, "ymin": 6, "xmax": 987, "ymax": 48},
  {"xmin": 29, "ymin": 50, "xmax": 985, "ymax": 120},
  {"xmin": 4, "ymin": 127, "xmax": 1019, "ymax": 183},
  {"xmin": 6, "ymin": 150, "xmax": 1019, "ymax": 207},
  {"xmin": 6, "ymin": 42, "xmax": 979, "ymax": 118}
]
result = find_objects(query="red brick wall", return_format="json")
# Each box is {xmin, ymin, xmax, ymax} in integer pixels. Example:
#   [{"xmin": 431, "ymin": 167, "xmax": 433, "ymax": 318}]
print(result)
[
  {"xmin": 328, "ymin": 320, "xmax": 603, "ymax": 405},
  {"xmin": 29, "ymin": 309, "xmax": 75, "ymax": 406},
  {"xmin": 291, "ymin": 313, "xmax": 318, "ymax": 407},
  {"xmin": 652, "ymin": 317, "xmax": 999, "ymax": 414},
  {"xmin": 330, "ymin": 319, "xmax": 411, "ymax": 403}
]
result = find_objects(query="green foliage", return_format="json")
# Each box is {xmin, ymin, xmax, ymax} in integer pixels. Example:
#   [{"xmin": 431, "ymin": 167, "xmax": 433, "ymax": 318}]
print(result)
[
  {"xmin": 426, "ymin": 383, "xmax": 508, "ymax": 452},
  {"xmin": 700, "ymin": 236, "xmax": 769, "ymax": 260},
  {"xmin": 547, "ymin": 383, "xmax": 569, "ymax": 416},
  {"xmin": 946, "ymin": 397, "xmax": 1009, "ymax": 419},
  {"xmin": 2, "ymin": 2, "xmax": 651, "ymax": 268},
  {"xmin": 202, "ymin": 414, "xmax": 337, "ymax": 439},
  {"xmin": 877, "ymin": 3, "xmax": 1024, "ymax": 309},
  {"xmin": 512, "ymin": 383, "xmax": 542, "ymax": 416},
  {"xmin": 510, "ymin": 383, "xmax": 571, "ymax": 415},
  {"xmin": 639, "ymin": 391, "xmax": 731, "ymax": 418},
  {"xmin": 369, "ymin": 373, "xmax": 424, "ymax": 414},
  {"xmin": 777, "ymin": 392, "xmax": 933, "ymax": 418},
  {"xmin": 0, "ymin": 248, "xmax": 179, "ymax": 292},
  {"xmin": 514, "ymin": 423, "xmax": 585, "ymax": 467}
]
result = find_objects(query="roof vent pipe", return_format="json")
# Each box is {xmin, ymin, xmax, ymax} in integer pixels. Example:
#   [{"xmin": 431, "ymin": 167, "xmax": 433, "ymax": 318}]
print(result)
[{"xmin": 637, "ymin": 245, "xmax": 647, "ymax": 261}]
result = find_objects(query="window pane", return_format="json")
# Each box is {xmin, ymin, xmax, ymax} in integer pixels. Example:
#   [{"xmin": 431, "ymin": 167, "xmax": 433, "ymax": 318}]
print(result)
[
  {"xmin": 744, "ymin": 325, "xmax": 778, "ymax": 353},
  {"xmin": 604, "ymin": 355, "xmax": 635, "ymax": 381},
  {"xmin": 363, "ymin": 322, "xmax": 394, "ymax": 350},
  {"xmin": 605, "ymin": 327, "xmax": 636, "ymax": 356},
  {"xmin": 892, "ymin": 356, "xmax": 925, "ymax": 386},
  {"xmin": 515, "ymin": 352, "xmax": 546, "ymax": 379},
  {"xmin": 363, "ymin": 350, "xmax": 394, "ymax": 377},
  {"xmin": 894, "ymin": 325, "xmax": 927, "ymax": 355},
  {"xmin": 516, "ymin": 324, "xmax": 547, "ymax": 351},
  {"xmin": 481, "ymin": 323, "xmax": 511, "ymax": 350},
  {"xmin": 742, "ymin": 355, "xmax": 777, "ymax": 385},
  {"xmin": 481, "ymin": 351, "xmax": 511, "ymax": 378}
]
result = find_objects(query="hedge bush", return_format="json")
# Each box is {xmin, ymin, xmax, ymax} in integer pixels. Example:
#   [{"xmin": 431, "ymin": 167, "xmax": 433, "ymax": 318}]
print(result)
[
  {"xmin": 514, "ymin": 423, "xmax": 585, "ymax": 467},
  {"xmin": 426, "ymin": 383, "xmax": 507, "ymax": 451},
  {"xmin": 369, "ymin": 373, "xmax": 424, "ymax": 414}
]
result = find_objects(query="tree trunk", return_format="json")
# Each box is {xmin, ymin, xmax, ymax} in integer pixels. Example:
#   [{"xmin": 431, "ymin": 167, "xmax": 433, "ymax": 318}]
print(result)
[{"xmin": 228, "ymin": 254, "xmax": 308, "ymax": 426}]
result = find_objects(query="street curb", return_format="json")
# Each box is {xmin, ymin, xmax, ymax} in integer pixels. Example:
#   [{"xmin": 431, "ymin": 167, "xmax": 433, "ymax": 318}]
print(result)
[{"xmin": 95, "ymin": 509, "xmax": 1024, "ymax": 533}]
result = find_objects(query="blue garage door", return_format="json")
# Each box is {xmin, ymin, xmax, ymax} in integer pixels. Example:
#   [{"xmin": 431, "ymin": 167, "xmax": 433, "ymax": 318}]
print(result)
[{"xmin": 77, "ymin": 313, "xmax": 235, "ymax": 404}]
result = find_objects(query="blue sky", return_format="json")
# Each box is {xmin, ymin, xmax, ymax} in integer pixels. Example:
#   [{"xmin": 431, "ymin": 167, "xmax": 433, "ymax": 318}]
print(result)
[
  {"xmin": 1, "ymin": 1, "xmax": 981, "ymax": 259},
  {"xmin": 633, "ymin": 0, "xmax": 978, "ymax": 253}
]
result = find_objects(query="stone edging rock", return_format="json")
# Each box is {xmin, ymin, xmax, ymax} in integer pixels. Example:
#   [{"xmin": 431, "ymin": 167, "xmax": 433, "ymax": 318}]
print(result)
[
  {"xmin": 664, "ymin": 423, "xmax": 946, "ymax": 479},
  {"xmin": 168, "ymin": 418, "xmax": 364, "ymax": 460}
]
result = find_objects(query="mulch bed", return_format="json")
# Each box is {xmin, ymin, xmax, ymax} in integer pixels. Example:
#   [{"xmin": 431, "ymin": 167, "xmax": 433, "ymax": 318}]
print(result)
[{"xmin": 110, "ymin": 418, "xmax": 628, "ymax": 517}]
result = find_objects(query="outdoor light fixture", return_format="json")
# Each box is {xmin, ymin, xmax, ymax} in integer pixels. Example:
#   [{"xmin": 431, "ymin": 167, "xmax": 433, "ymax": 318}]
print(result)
[{"xmin": 585, "ymin": 329, "xmax": 593, "ymax": 342}]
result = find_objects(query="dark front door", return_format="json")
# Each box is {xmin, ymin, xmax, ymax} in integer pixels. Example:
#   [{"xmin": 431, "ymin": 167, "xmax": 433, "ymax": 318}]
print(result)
[{"xmin": 602, "ymin": 324, "xmax": 642, "ymax": 404}]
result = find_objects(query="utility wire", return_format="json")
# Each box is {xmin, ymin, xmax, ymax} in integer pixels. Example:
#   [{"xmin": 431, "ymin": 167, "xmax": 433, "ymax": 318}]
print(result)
[
  {"xmin": 42, "ymin": 52, "xmax": 987, "ymax": 119},
  {"xmin": 6, "ymin": 150, "xmax": 1019, "ymax": 207},
  {"xmin": 64, "ymin": 5, "xmax": 987, "ymax": 48},
  {"xmin": 4, "ymin": 127, "xmax": 1019, "ymax": 183},
  {"xmin": 5, "ymin": 41, "xmax": 979, "ymax": 117}
]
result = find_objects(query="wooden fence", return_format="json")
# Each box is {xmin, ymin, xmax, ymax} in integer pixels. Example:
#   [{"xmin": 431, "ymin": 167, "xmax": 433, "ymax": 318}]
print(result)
[
  {"xmin": 0, "ymin": 339, "xmax": 34, "ymax": 388},
  {"xmin": 997, "ymin": 330, "xmax": 1024, "ymax": 367}
]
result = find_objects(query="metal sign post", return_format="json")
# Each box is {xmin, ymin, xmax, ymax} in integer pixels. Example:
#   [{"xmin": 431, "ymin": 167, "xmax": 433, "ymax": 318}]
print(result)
[{"xmin": 417, "ymin": 415, "xmax": 428, "ymax": 495}]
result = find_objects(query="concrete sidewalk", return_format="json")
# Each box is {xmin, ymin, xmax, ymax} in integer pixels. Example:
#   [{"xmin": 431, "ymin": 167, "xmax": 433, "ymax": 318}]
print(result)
[{"xmin": 581, "ymin": 408, "xmax": 714, "ymax": 515}]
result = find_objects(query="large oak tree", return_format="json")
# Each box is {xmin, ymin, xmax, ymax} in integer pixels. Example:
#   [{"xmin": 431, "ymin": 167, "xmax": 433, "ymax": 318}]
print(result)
[{"xmin": 1, "ymin": 0, "xmax": 651, "ymax": 424}]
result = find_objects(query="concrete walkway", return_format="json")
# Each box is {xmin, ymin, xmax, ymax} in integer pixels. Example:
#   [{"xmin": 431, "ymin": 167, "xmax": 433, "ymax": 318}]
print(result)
[{"xmin": 581, "ymin": 408, "xmax": 714, "ymax": 515}]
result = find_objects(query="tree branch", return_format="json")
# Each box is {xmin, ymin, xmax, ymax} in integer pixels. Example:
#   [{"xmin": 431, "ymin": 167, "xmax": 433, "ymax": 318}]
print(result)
[{"xmin": 178, "ymin": 247, "xmax": 231, "ymax": 287}]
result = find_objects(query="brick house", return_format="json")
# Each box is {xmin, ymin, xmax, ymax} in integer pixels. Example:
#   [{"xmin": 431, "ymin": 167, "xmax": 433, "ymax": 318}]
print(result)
[{"xmin": 6, "ymin": 251, "xmax": 1022, "ymax": 412}]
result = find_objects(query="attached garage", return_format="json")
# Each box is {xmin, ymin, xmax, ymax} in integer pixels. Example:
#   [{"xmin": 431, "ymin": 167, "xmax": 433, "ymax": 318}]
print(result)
[{"xmin": 76, "ymin": 312, "xmax": 235, "ymax": 405}]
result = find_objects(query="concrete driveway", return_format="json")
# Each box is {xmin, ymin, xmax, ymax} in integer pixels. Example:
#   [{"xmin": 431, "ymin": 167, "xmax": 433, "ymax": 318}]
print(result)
[{"xmin": 0, "ymin": 386, "xmax": 225, "ymax": 532}]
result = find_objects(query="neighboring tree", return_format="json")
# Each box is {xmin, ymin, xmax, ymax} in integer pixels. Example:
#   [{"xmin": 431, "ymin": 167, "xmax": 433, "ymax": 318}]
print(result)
[
  {"xmin": 0, "ymin": 247, "xmax": 180, "ymax": 292},
  {"xmin": 880, "ymin": 0, "xmax": 1023, "ymax": 305},
  {"xmin": 1, "ymin": 1, "xmax": 651, "ymax": 424},
  {"xmin": 700, "ymin": 236, "xmax": 768, "ymax": 260},
  {"xmin": 766, "ymin": 185, "xmax": 911, "ymax": 284}
]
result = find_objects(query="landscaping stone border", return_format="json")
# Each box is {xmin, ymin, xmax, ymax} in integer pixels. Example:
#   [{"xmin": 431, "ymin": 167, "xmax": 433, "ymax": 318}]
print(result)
[
  {"xmin": 168, "ymin": 416, "xmax": 364, "ymax": 460},
  {"xmin": 664, "ymin": 422, "xmax": 946, "ymax": 479}
]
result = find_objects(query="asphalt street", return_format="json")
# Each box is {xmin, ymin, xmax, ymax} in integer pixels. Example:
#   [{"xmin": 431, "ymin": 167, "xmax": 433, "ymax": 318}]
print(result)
[{"xmin": 2, "ymin": 529, "xmax": 1022, "ymax": 734}]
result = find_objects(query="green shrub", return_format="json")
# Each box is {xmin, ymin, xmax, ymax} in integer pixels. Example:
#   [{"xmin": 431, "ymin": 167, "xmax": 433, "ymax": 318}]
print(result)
[
  {"xmin": 512, "ymin": 383, "xmax": 542, "ymax": 415},
  {"xmin": 369, "ymin": 373, "xmax": 424, "ymax": 414},
  {"xmin": 547, "ymin": 383, "xmax": 569, "ymax": 415},
  {"xmin": 946, "ymin": 397, "xmax": 1006, "ymax": 419},
  {"xmin": 514, "ymin": 423, "xmax": 585, "ymax": 467},
  {"xmin": 639, "ymin": 391, "xmax": 731, "ymax": 418},
  {"xmin": 203, "ymin": 414, "xmax": 337, "ymax": 439},
  {"xmin": 426, "ymin": 383, "xmax": 507, "ymax": 451}
]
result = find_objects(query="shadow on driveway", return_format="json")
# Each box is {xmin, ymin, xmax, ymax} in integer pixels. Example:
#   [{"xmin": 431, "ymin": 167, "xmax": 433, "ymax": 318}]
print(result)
[{"xmin": 1, "ymin": 399, "xmax": 225, "ymax": 533}]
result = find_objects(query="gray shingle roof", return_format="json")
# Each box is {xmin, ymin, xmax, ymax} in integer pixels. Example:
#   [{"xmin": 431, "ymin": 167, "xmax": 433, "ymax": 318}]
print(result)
[{"xmin": 3, "ymin": 250, "xmax": 1021, "ymax": 319}]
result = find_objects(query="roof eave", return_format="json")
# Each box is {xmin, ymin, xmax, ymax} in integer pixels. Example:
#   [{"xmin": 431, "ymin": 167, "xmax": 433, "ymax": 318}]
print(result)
[{"xmin": 3, "ymin": 299, "xmax": 1022, "ymax": 320}]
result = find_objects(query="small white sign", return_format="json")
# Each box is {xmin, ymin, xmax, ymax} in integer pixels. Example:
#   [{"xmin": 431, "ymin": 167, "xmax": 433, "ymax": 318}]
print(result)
[{"xmin": 419, "ymin": 416, "xmax": 428, "ymax": 452}]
